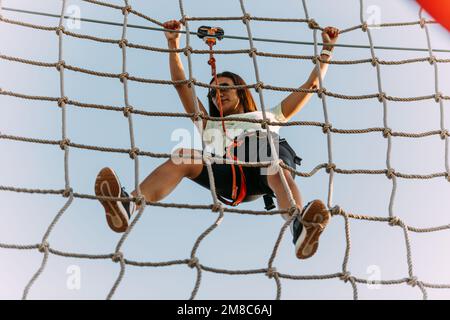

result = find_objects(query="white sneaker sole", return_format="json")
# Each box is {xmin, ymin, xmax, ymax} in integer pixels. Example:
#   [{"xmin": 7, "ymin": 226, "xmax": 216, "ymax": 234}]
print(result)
[
  {"xmin": 94, "ymin": 167, "xmax": 129, "ymax": 233},
  {"xmin": 295, "ymin": 200, "xmax": 330, "ymax": 259}
]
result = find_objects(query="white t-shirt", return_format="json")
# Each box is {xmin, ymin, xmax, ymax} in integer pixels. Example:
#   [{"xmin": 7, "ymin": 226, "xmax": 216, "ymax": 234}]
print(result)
[{"xmin": 202, "ymin": 103, "xmax": 287, "ymax": 156}]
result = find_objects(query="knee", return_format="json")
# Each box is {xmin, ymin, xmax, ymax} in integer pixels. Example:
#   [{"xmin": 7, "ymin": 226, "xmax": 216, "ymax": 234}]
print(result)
[
  {"xmin": 171, "ymin": 147, "xmax": 191, "ymax": 159},
  {"xmin": 170, "ymin": 148, "xmax": 199, "ymax": 164},
  {"xmin": 168, "ymin": 148, "xmax": 203, "ymax": 178}
]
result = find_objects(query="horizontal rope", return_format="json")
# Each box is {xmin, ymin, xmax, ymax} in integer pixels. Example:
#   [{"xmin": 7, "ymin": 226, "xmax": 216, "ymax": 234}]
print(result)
[
  {"xmin": 1, "ymin": 54, "xmax": 449, "ymax": 102},
  {"xmin": 1, "ymin": 88, "xmax": 449, "ymax": 139},
  {"xmin": 3, "ymin": 6, "xmax": 449, "ymax": 54},
  {"xmin": 0, "ymin": 199, "xmax": 447, "ymax": 236},
  {"xmin": 0, "ymin": 241, "xmax": 447, "ymax": 288},
  {"xmin": 0, "ymin": 133, "xmax": 449, "ymax": 181},
  {"xmin": 2, "ymin": 14, "xmax": 450, "ymax": 63}
]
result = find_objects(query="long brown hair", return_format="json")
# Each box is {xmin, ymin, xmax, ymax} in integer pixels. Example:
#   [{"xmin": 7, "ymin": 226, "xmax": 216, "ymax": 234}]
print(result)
[{"xmin": 207, "ymin": 71, "xmax": 257, "ymax": 117}]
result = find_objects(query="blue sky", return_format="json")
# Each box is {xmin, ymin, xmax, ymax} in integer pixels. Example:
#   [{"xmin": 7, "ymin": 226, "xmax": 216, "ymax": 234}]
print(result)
[{"xmin": 0, "ymin": 0, "xmax": 450, "ymax": 299}]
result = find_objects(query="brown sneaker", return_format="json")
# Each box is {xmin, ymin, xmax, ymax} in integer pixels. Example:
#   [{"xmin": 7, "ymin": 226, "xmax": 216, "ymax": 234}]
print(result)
[
  {"xmin": 94, "ymin": 167, "xmax": 134, "ymax": 233},
  {"xmin": 293, "ymin": 200, "xmax": 330, "ymax": 259}
]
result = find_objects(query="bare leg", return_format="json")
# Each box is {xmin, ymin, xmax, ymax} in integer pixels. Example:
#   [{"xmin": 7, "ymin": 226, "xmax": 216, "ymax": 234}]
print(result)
[
  {"xmin": 268, "ymin": 166, "xmax": 331, "ymax": 260},
  {"xmin": 267, "ymin": 168, "xmax": 303, "ymax": 220},
  {"xmin": 130, "ymin": 149, "xmax": 203, "ymax": 213}
]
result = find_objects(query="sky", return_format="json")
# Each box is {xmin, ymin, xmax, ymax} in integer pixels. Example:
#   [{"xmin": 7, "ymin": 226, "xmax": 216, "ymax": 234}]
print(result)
[{"xmin": 0, "ymin": 0, "xmax": 449, "ymax": 300}]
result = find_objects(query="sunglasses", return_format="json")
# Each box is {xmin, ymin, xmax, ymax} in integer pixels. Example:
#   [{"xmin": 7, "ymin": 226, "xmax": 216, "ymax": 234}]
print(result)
[{"xmin": 208, "ymin": 83, "xmax": 232, "ymax": 98}]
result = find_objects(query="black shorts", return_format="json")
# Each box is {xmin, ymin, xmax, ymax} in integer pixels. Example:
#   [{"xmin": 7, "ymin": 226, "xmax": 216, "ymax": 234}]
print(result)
[{"xmin": 192, "ymin": 131, "xmax": 302, "ymax": 203}]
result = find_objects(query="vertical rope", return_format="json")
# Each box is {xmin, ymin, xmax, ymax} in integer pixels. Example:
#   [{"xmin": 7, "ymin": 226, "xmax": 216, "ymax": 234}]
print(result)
[
  {"xmin": 239, "ymin": 2, "xmax": 296, "ymax": 209},
  {"xmin": 303, "ymin": 0, "xmax": 351, "ymax": 299},
  {"xmin": 178, "ymin": 0, "xmax": 226, "ymax": 299},
  {"xmin": 301, "ymin": 0, "xmax": 335, "ymax": 210},
  {"xmin": 106, "ymin": 0, "xmax": 145, "ymax": 300},
  {"xmin": 189, "ymin": 208, "xmax": 224, "ymax": 299},
  {"xmin": 239, "ymin": 0, "xmax": 303, "ymax": 300},
  {"xmin": 359, "ymin": 1, "xmax": 397, "ymax": 220},
  {"xmin": 178, "ymin": 0, "xmax": 206, "ymax": 142},
  {"xmin": 360, "ymin": 0, "xmax": 422, "ymax": 299},
  {"xmin": 418, "ymin": 9, "xmax": 449, "ymax": 184},
  {"xmin": 413, "ymin": 7, "xmax": 445, "ymax": 299},
  {"xmin": 22, "ymin": 0, "xmax": 74, "ymax": 300}
]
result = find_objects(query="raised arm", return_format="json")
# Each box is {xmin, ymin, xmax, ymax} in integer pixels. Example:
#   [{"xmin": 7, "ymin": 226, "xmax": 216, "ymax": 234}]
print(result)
[
  {"xmin": 163, "ymin": 20, "xmax": 208, "ymax": 130},
  {"xmin": 279, "ymin": 27, "xmax": 340, "ymax": 121}
]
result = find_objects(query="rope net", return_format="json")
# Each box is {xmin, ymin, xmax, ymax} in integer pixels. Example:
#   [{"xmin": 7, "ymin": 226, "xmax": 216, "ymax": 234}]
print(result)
[{"xmin": 0, "ymin": 0, "xmax": 449, "ymax": 300}]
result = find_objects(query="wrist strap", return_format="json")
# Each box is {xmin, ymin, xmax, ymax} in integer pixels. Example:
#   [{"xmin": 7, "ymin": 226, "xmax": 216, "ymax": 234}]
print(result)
[{"xmin": 320, "ymin": 49, "xmax": 333, "ymax": 58}]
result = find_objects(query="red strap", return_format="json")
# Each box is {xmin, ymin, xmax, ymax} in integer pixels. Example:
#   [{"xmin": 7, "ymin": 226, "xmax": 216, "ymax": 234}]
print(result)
[
  {"xmin": 223, "ymin": 139, "xmax": 247, "ymax": 206},
  {"xmin": 208, "ymin": 42, "xmax": 227, "ymax": 134},
  {"xmin": 207, "ymin": 41, "xmax": 247, "ymax": 206}
]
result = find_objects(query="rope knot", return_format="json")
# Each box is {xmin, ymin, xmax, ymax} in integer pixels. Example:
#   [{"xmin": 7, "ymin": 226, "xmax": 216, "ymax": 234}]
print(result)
[
  {"xmin": 211, "ymin": 203, "xmax": 222, "ymax": 212},
  {"xmin": 440, "ymin": 129, "xmax": 448, "ymax": 140},
  {"xmin": 118, "ymin": 39, "xmax": 128, "ymax": 48},
  {"xmin": 407, "ymin": 276, "xmax": 418, "ymax": 287},
  {"xmin": 38, "ymin": 241, "xmax": 49, "ymax": 253},
  {"xmin": 326, "ymin": 163, "xmax": 336, "ymax": 173},
  {"xmin": 193, "ymin": 111, "xmax": 204, "ymax": 122},
  {"xmin": 180, "ymin": 16, "xmax": 188, "ymax": 25},
  {"xmin": 317, "ymin": 87, "xmax": 327, "ymax": 98},
  {"xmin": 183, "ymin": 46, "xmax": 193, "ymax": 56},
  {"xmin": 121, "ymin": 5, "xmax": 132, "ymax": 15},
  {"xmin": 129, "ymin": 147, "xmax": 140, "ymax": 159},
  {"xmin": 134, "ymin": 195, "xmax": 146, "ymax": 207},
  {"xmin": 419, "ymin": 18, "xmax": 426, "ymax": 29},
  {"xmin": 123, "ymin": 105, "xmax": 134, "ymax": 117},
  {"xmin": 434, "ymin": 92, "xmax": 442, "ymax": 103},
  {"xmin": 112, "ymin": 251, "xmax": 124, "ymax": 263},
  {"xmin": 378, "ymin": 92, "xmax": 386, "ymax": 102},
  {"xmin": 386, "ymin": 168, "xmax": 396, "ymax": 179},
  {"xmin": 56, "ymin": 60, "xmax": 66, "ymax": 71},
  {"xmin": 288, "ymin": 206, "xmax": 300, "ymax": 216},
  {"xmin": 340, "ymin": 272, "xmax": 352, "ymax": 283},
  {"xmin": 428, "ymin": 55, "xmax": 437, "ymax": 65},
  {"xmin": 59, "ymin": 138, "xmax": 71, "ymax": 150},
  {"xmin": 266, "ymin": 267, "xmax": 278, "ymax": 279},
  {"xmin": 330, "ymin": 205, "xmax": 343, "ymax": 216},
  {"xmin": 242, "ymin": 13, "xmax": 251, "ymax": 23},
  {"xmin": 361, "ymin": 22, "xmax": 368, "ymax": 32},
  {"xmin": 248, "ymin": 48, "xmax": 257, "ymax": 57},
  {"xmin": 55, "ymin": 26, "xmax": 65, "ymax": 35},
  {"xmin": 322, "ymin": 123, "xmax": 332, "ymax": 134},
  {"xmin": 307, "ymin": 19, "xmax": 319, "ymax": 29},
  {"xmin": 388, "ymin": 216, "xmax": 401, "ymax": 227},
  {"xmin": 382, "ymin": 128, "xmax": 392, "ymax": 138},
  {"xmin": 255, "ymin": 81, "xmax": 264, "ymax": 92},
  {"xmin": 62, "ymin": 187, "xmax": 73, "ymax": 198},
  {"xmin": 188, "ymin": 78, "xmax": 196, "ymax": 88},
  {"xmin": 260, "ymin": 119, "xmax": 269, "ymax": 129},
  {"xmin": 57, "ymin": 96, "xmax": 69, "ymax": 107},
  {"xmin": 371, "ymin": 57, "xmax": 379, "ymax": 67},
  {"xmin": 119, "ymin": 72, "xmax": 129, "ymax": 83},
  {"xmin": 188, "ymin": 257, "xmax": 199, "ymax": 269},
  {"xmin": 312, "ymin": 56, "xmax": 319, "ymax": 65}
]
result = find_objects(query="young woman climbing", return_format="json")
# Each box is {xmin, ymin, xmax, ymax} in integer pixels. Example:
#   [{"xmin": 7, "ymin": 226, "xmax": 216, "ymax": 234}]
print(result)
[{"xmin": 94, "ymin": 19, "xmax": 339, "ymax": 259}]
